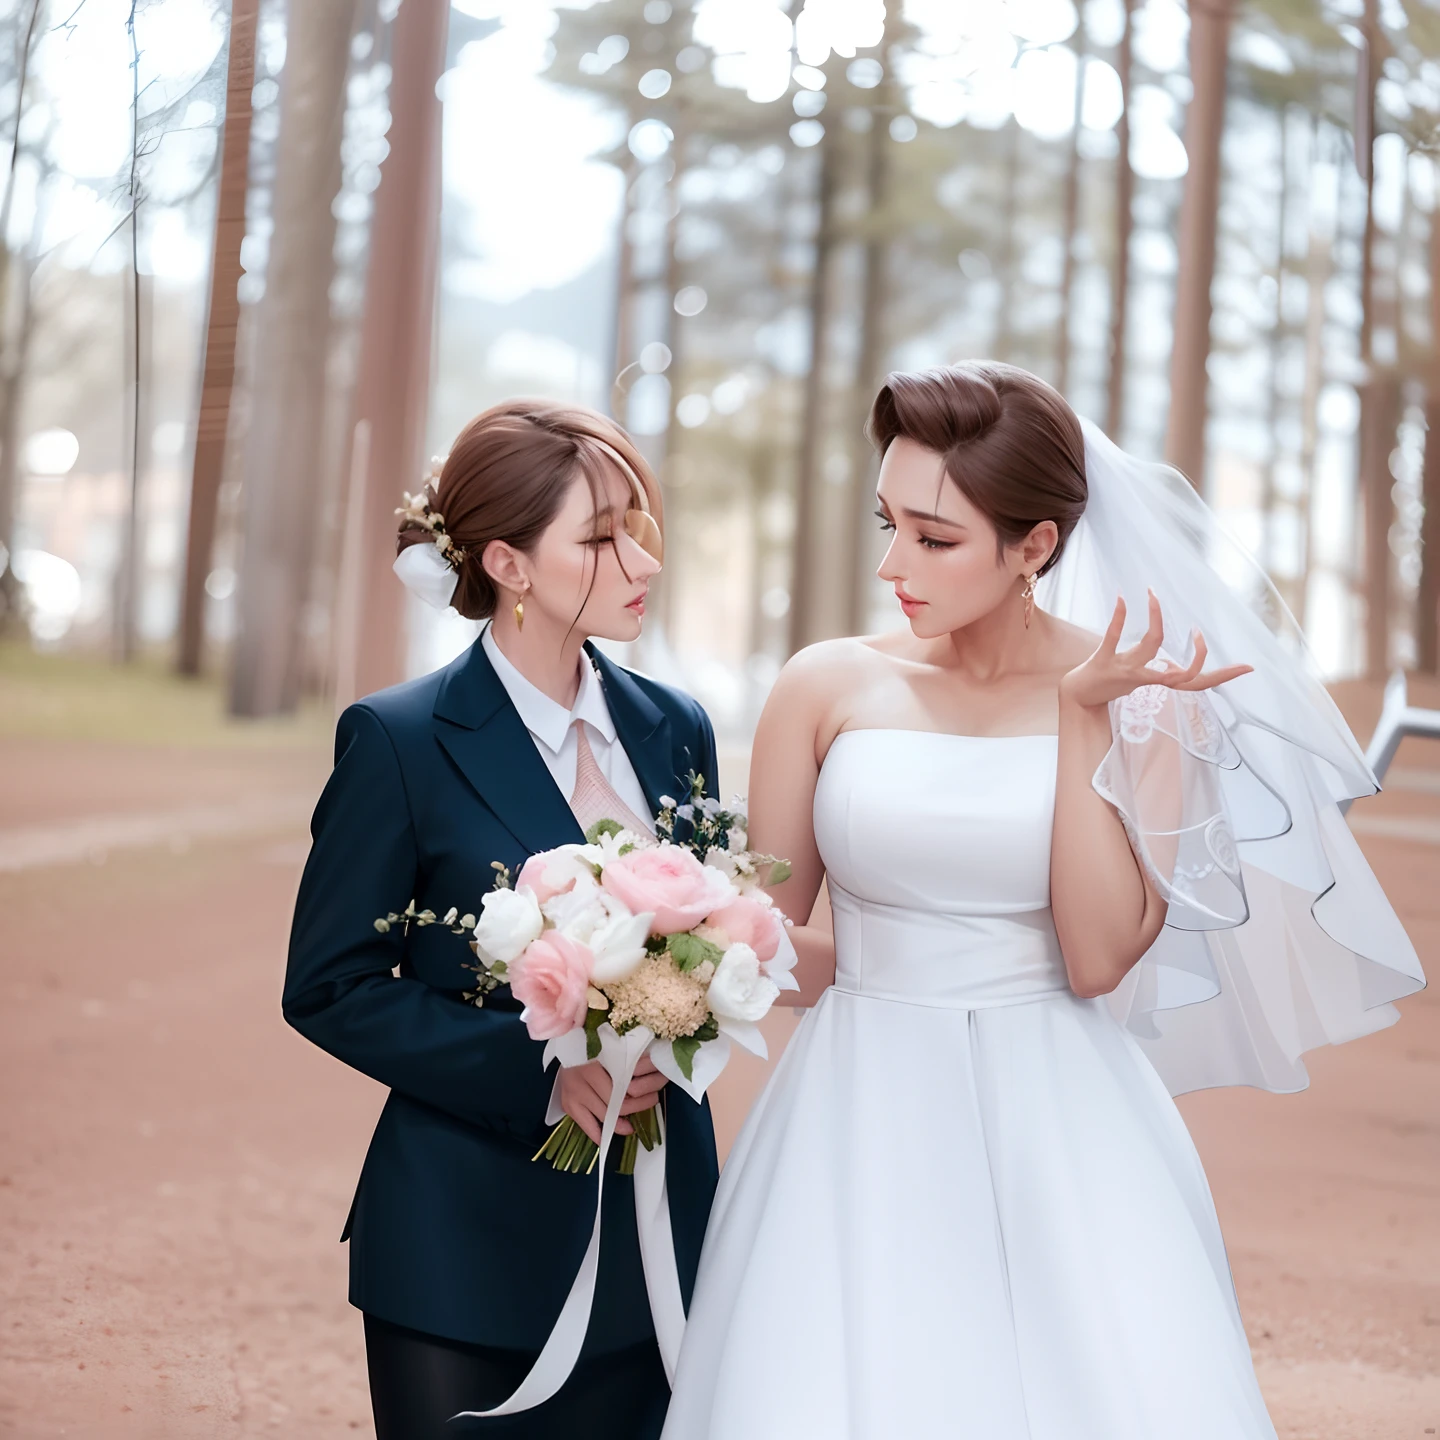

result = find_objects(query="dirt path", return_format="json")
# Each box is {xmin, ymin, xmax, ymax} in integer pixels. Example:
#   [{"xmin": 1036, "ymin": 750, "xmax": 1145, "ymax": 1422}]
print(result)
[{"xmin": 1, "ymin": 673, "xmax": 1436, "ymax": 1438}]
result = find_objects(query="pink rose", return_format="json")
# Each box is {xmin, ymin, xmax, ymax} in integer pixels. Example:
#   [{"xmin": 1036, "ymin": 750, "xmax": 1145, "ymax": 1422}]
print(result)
[
  {"xmin": 601, "ymin": 846, "xmax": 732, "ymax": 935},
  {"xmin": 704, "ymin": 896, "xmax": 782, "ymax": 963},
  {"xmin": 510, "ymin": 932, "xmax": 594, "ymax": 1041}
]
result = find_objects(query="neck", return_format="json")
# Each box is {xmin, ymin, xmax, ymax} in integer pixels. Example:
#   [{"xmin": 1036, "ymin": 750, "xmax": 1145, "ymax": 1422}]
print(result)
[
  {"xmin": 942, "ymin": 591, "xmax": 1045, "ymax": 680},
  {"xmin": 488, "ymin": 609, "xmax": 588, "ymax": 709}
]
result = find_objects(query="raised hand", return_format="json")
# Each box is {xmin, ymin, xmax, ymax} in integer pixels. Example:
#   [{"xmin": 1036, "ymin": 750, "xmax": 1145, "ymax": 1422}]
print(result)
[{"xmin": 1060, "ymin": 590, "xmax": 1252, "ymax": 712}]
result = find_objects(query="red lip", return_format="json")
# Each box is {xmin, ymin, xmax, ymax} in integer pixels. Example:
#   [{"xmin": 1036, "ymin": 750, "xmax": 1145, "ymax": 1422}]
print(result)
[
  {"xmin": 626, "ymin": 591, "xmax": 648, "ymax": 613},
  {"xmin": 895, "ymin": 587, "xmax": 925, "ymax": 613}
]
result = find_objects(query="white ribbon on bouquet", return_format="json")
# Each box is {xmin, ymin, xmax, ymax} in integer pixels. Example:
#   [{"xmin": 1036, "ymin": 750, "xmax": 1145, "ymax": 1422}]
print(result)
[{"xmin": 450, "ymin": 948, "xmax": 788, "ymax": 1421}]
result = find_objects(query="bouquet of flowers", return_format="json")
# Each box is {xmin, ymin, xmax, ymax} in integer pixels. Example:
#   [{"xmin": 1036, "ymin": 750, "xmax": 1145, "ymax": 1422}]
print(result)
[{"xmin": 376, "ymin": 776, "xmax": 795, "ymax": 1175}]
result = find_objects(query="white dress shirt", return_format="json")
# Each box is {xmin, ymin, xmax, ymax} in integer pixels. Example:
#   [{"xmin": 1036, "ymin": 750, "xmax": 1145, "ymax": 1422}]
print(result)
[{"xmin": 481, "ymin": 624, "xmax": 656, "ymax": 834}]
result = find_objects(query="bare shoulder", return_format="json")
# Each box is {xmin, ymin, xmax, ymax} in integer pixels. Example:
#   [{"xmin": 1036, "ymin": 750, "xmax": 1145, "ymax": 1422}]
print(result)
[
  {"xmin": 771, "ymin": 634, "xmax": 896, "ymax": 695},
  {"xmin": 759, "ymin": 636, "xmax": 906, "ymax": 754}
]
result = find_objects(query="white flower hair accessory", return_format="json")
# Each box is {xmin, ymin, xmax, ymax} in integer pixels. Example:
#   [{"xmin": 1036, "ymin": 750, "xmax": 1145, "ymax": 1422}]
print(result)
[{"xmin": 393, "ymin": 457, "xmax": 464, "ymax": 610}]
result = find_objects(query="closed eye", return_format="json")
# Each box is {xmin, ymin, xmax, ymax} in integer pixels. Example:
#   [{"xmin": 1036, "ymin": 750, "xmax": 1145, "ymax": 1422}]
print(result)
[{"xmin": 874, "ymin": 509, "xmax": 895, "ymax": 533}]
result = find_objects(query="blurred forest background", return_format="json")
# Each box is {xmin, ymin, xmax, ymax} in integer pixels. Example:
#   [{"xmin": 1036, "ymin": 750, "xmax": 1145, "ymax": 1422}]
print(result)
[
  {"xmin": 4, "ymin": 6, "xmax": 1440, "ymax": 1435},
  {"xmin": 0, "ymin": 0, "xmax": 1437, "ymax": 736}
]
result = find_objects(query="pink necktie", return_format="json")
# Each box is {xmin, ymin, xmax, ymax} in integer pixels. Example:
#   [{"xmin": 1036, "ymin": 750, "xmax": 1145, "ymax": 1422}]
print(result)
[{"xmin": 569, "ymin": 722, "xmax": 654, "ymax": 837}]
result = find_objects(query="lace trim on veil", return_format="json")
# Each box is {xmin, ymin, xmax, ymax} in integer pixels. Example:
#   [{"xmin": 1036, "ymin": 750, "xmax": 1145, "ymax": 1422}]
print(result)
[
  {"xmin": 1049, "ymin": 420, "xmax": 1424, "ymax": 1097},
  {"xmin": 1091, "ymin": 669, "xmax": 1423, "ymax": 1098}
]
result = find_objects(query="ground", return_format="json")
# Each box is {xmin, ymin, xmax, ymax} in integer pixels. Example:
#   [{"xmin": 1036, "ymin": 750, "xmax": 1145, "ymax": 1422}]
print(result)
[{"xmin": 0, "ymin": 648, "xmax": 1436, "ymax": 1438}]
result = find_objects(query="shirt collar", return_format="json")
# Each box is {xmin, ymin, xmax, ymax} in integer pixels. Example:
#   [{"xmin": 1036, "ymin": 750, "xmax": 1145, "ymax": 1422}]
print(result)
[{"xmin": 482, "ymin": 623, "xmax": 616, "ymax": 756}]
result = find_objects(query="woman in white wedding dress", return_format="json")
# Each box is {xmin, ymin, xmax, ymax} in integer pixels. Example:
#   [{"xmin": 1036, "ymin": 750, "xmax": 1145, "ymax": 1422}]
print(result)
[{"xmin": 661, "ymin": 364, "xmax": 1423, "ymax": 1440}]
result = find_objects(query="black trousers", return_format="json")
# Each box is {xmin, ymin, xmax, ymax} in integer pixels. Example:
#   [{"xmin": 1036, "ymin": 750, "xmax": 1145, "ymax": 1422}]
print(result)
[{"xmin": 363, "ymin": 1313, "xmax": 670, "ymax": 1440}]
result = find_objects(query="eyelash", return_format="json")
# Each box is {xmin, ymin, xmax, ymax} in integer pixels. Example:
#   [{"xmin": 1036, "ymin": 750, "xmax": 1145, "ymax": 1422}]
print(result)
[{"xmin": 874, "ymin": 512, "xmax": 956, "ymax": 551}]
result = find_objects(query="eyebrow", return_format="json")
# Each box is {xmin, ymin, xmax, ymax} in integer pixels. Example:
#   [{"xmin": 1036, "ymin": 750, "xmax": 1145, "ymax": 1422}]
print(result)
[
  {"xmin": 902, "ymin": 507, "xmax": 966, "ymax": 526},
  {"xmin": 876, "ymin": 499, "xmax": 967, "ymax": 528}
]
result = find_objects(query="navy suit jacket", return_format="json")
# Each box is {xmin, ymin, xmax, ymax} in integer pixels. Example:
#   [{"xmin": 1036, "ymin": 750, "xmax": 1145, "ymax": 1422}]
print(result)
[{"xmin": 282, "ymin": 636, "xmax": 721, "ymax": 1353}]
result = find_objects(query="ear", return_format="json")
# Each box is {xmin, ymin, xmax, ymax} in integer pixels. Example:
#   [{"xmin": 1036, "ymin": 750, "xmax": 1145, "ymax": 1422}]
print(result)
[
  {"xmin": 1018, "ymin": 520, "xmax": 1058, "ymax": 576},
  {"xmin": 481, "ymin": 538, "xmax": 530, "ymax": 596}
]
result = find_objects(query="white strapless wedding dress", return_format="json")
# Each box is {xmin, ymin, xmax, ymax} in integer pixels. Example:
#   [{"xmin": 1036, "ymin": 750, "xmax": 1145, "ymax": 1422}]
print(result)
[{"xmin": 662, "ymin": 729, "xmax": 1278, "ymax": 1440}]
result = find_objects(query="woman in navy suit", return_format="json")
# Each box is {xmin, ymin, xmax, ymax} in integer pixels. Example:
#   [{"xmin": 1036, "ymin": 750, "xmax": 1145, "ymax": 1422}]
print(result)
[{"xmin": 283, "ymin": 401, "xmax": 720, "ymax": 1437}]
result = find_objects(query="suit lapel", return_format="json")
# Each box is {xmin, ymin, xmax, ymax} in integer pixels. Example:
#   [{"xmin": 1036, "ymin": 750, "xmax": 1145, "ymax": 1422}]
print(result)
[
  {"xmin": 587, "ymin": 644, "xmax": 676, "ymax": 817},
  {"xmin": 432, "ymin": 639, "xmax": 584, "ymax": 855}
]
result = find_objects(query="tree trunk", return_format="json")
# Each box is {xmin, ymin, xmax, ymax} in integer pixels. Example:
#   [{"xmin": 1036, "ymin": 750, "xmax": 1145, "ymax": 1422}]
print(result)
[
  {"xmin": 786, "ymin": 128, "xmax": 839, "ymax": 656},
  {"xmin": 1105, "ymin": 0, "xmax": 1135, "ymax": 440},
  {"xmin": 0, "ymin": 0, "xmax": 41, "ymax": 630},
  {"xmin": 1293, "ymin": 120, "xmax": 1333, "ymax": 633},
  {"xmin": 1417, "ymin": 162, "xmax": 1440, "ymax": 673},
  {"xmin": 651, "ymin": 122, "xmax": 691, "ymax": 650},
  {"xmin": 0, "ymin": 247, "xmax": 37, "ymax": 635},
  {"xmin": 1055, "ymin": 25, "xmax": 1088, "ymax": 398},
  {"xmin": 229, "ymin": 0, "xmax": 354, "ymax": 716},
  {"xmin": 1358, "ymin": 372, "xmax": 1399, "ymax": 678},
  {"xmin": 662, "ymin": 113, "xmax": 690, "ymax": 446},
  {"xmin": 608, "ymin": 152, "xmax": 640, "ymax": 414},
  {"xmin": 1353, "ymin": 0, "xmax": 1394, "ymax": 680},
  {"xmin": 114, "ymin": 3, "xmax": 147, "ymax": 663},
  {"xmin": 336, "ymin": 0, "xmax": 448, "ymax": 708},
  {"xmin": 1163, "ymin": 0, "xmax": 1233, "ymax": 488},
  {"xmin": 1259, "ymin": 106, "xmax": 1291, "ymax": 574},
  {"xmin": 994, "ymin": 120, "xmax": 1021, "ymax": 364},
  {"xmin": 176, "ymin": 0, "xmax": 259, "ymax": 676},
  {"xmin": 114, "ymin": 269, "xmax": 154, "ymax": 662},
  {"xmin": 844, "ymin": 47, "xmax": 898, "ymax": 638}
]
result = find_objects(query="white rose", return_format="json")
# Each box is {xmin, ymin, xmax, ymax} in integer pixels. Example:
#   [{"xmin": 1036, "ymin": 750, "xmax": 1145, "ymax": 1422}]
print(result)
[
  {"xmin": 589, "ymin": 907, "xmax": 653, "ymax": 984},
  {"xmin": 535, "ymin": 844, "xmax": 601, "ymax": 892},
  {"xmin": 727, "ymin": 825, "xmax": 748, "ymax": 854},
  {"xmin": 706, "ymin": 943, "xmax": 780, "ymax": 1024},
  {"xmin": 543, "ymin": 878, "xmax": 609, "ymax": 939},
  {"xmin": 472, "ymin": 886, "xmax": 544, "ymax": 965}
]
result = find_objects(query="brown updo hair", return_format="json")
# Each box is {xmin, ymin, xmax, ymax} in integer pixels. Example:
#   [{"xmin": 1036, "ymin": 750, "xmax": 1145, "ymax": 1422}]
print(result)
[
  {"xmin": 397, "ymin": 399, "xmax": 663, "ymax": 621},
  {"xmin": 866, "ymin": 362, "xmax": 1087, "ymax": 578}
]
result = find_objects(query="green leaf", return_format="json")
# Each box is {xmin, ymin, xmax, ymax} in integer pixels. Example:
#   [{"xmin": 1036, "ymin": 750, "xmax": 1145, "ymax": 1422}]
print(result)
[
  {"xmin": 693, "ymin": 1013, "xmax": 719, "ymax": 1043},
  {"xmin": 672, "ymin": 1035, "xmax": 701, "ymax": 1081},
  {"xmin": 585, "ymin": 817, "xmax": 624, "ymax": 844},
  {"xmin": 583, "ymin": 1006, "xmax": 606, "ymax": 1061},
  {"xmin": 766, "ymin": 858, "xmax": 792, "ymax": 886},
  {"xmin": 667, "ymin": 931, "xmax": 723, "ymax": 973}
]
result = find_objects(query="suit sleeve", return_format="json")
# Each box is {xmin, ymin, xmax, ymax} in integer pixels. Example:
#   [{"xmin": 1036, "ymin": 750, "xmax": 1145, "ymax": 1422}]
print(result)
[{"xmin": 281, "ymin": 704, "xmax": 553, "ymax": 1136}]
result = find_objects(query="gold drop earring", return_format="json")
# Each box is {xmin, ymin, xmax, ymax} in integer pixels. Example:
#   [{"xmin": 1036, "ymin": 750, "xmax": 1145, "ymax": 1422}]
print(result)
[
  {"xmin": 513, "ymin": 589, "xmax": 527, "ymax": 632},
  {"xmin": 1021, "ymin": 573, "xmax": 1037, "ymax": 629}
]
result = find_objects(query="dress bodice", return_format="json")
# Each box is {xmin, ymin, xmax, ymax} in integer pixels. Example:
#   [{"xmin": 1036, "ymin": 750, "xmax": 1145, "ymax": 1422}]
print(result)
[{"xmin": 813, "ymin": 729, "xmax": 1071, "ymax": 1008}]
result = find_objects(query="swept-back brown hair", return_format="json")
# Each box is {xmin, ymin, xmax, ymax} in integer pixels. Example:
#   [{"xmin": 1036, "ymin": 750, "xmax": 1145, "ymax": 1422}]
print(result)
[
  {"xmin": 397, "ymin": 399, "xmax": 662, "ymax": 621},
  {"xmin": 866, "ymin": 362, "xmax": 1087, "ymax": 577}
]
